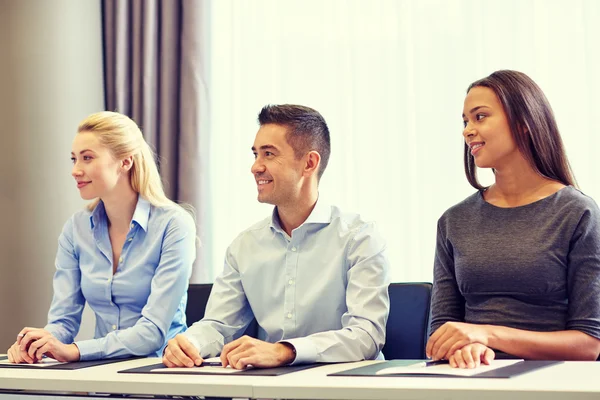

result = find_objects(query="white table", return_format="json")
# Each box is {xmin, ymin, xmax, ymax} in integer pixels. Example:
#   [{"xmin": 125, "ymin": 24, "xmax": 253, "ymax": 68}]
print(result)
[
  {"xmin": 0, "ymin": 357, "xmax": 255, "ymax": 398},
  {"xmin": 1, "ymin": 358, "xmax": 600, "ymax": 399},
  {"xmin": 252, "ymin": 360, "xmax": 600, "ymax": 400}
]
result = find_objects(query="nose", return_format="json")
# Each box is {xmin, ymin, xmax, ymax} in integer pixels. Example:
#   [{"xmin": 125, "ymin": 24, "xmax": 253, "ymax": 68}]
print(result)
[
  {"xmin": 251, "ymin": 157, "xmax": 265, "ymax": 175},
  {"xmin": 72, "ymin": 163, "xmax": 83, "ymax": 178},
  {"xmin": 462, "ymin": 123, "xmax": 476, "ymax": 139}
]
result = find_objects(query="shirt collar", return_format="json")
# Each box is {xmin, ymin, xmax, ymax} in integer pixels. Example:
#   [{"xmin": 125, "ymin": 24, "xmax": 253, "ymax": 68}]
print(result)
[
  {"xmin": 269, "ymin": 196, "xmax": 332, "ymax": 233},
  {"xmin": 89, "ymin": 194, "xmax": 151, "ymax": 232}
]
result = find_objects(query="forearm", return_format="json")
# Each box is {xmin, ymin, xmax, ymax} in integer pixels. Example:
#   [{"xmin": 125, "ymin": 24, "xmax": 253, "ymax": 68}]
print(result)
[
  {"xmin": 485, "ymin": 325, "xmax": 600, "ymax": 360},
  {"xmin": 76, "ymin": 319, "xmax": 166, "ymax": 360}
]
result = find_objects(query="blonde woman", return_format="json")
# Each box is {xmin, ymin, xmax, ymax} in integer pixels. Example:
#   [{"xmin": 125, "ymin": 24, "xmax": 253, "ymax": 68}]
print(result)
[{"xmin": 7, "ymin": 112, "xmax": 196, "ymax": 363}]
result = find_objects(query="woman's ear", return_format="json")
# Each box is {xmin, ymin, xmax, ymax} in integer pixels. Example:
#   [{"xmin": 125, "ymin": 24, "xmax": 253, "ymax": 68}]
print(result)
[{"xmin": 121, "ymin": 155, "xmax": 134, "ymax": 172}]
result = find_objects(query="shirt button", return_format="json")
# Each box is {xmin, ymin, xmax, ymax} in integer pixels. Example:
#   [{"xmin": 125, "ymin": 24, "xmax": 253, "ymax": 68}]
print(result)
[
  {"xmin": 130, "ymin": 223, "xmax": 134, "ymax": 229},
  {"xmin": 287, "ymin": 313, "xmax": 292, "ymax": 319},
  {"xmin": 291, "ymin": 247, "xmax": 297, "ymax": 252},
  {"xmin": 127, "ymin": 238, "xmax": 133, "ymax": 242},
  {"xmin": 112, "ymin": 325, "xmax": 117, "ymax": 330},
  {"xmin": 119, "ymin": 257, "xmax": 123, "ymax": 263},
  {"xmin": 288, "ymin": 279, "xmax": 294, "ymax": 285}
]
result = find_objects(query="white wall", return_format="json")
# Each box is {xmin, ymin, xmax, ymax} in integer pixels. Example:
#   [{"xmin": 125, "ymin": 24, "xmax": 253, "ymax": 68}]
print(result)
[{"xmin": 0, "ymin": 0, "xmax": 104, "ymax": 350}]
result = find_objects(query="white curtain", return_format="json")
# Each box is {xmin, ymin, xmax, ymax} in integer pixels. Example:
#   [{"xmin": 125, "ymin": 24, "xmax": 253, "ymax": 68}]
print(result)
[{"xmin": 203, "ymin": 0, "xmax": 600, "ymax": 283}]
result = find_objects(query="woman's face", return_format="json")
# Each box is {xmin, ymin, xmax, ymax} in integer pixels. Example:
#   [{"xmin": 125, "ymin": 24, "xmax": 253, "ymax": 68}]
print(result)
[
  {"xmin": 70, "ymin": 132, "xmax": 123, "ymax": 200},
  {"xmin": 462, "ymin": 86, "xmax": 520, "ymax": 170}
]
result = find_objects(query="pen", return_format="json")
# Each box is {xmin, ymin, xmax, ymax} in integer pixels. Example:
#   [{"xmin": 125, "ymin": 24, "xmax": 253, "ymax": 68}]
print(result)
[
  {"xmin": 413, "ymin": 359, "xmax": 448, "ymax": 368},
  {"xmin": 201, "ymin": 361, "xmax": 223, "ymax": 367}
]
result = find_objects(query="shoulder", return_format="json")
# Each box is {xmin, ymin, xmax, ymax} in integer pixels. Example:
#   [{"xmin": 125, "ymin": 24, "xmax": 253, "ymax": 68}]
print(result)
[
  {"xmin": 67, "ymin": 208, "xmax": 93, "ymax": 234},
  {"xmin": 555, "ymin": 186, "xmax": 599, "ymax": 212},
  {"xmin": 149, "ymin": 204, "xmax": 197, "ymax": 236},
  {"xmin": 328, "ymin": 205, "xmax": 386, "ymax": 250},
  {"xmin": 228, "ymin": 215, "xmax": 272, "ymax": 250},
  {"xmin": 438, "ymin": 191, "xmax": 481, "ymax": 225}
]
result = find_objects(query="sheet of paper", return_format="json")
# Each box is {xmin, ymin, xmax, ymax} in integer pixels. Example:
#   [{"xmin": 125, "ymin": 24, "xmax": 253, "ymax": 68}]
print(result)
[
  {"xmin": 150, "ymin": 365, "xmax": 243, "ymax": 374},
  {"xmin": 0, "ymin": 357, "xmax": 67, "ymax": 367},
  {"xmin": 376, "ymin": 359, "xmax": 523, "ymax": 376}
]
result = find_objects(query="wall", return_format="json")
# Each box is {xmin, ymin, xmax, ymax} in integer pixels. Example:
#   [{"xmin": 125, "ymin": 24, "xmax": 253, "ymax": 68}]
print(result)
[{"xmin": 0, "ymin": 0, "xmax": 104, "ymax": 350}]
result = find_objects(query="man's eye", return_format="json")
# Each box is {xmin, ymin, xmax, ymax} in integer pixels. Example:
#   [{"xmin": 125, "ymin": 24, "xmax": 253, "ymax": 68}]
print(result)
[
  {"xmin": 265, "ymin": 151, "xmax": 273, "ymax": 156},
  {"xmin": 252, "ymin": 153, "xmax": 258, "ymax": 159}
]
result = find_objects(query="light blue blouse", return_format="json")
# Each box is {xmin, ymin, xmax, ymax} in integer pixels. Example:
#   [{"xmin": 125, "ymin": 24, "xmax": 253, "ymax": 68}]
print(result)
[{"xmin": 44, "ymin": 196, "xmax": 196, "ymax": 360}]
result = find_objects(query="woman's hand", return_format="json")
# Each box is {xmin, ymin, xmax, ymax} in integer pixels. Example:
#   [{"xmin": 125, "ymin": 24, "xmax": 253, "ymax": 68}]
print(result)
[
  {"xmin": 448, "ymin": 343, "xmax": 495, "ymax": 369},
  {"xmin": 426, "ymin": 322, "xmax": 491, "ymax": 361}
]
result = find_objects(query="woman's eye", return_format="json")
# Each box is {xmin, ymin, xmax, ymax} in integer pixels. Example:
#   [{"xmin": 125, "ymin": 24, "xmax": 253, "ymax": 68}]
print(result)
[
  {"xmin": 83, "ymin": 155, "xmax": 92, "ymax": 161},
  {"xmin": 70, "ymin": 157, "xmax": 76, "ymax": 163},
  {"xmin": 476, "ymin": 113, "xmax": 486, "ymax": 121},
  {"xmin": 462, "ymin": 120, "xmax": 468, "ymax": 128}
]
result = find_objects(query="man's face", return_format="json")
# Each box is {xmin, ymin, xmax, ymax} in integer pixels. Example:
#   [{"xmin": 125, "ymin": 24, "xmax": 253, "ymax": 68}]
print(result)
[{"xmin": 251, "ymin": 123, "xmax": 305, "ymax": 207}]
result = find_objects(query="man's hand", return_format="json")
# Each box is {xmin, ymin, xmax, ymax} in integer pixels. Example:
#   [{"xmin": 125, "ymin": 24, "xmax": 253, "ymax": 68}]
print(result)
[
  {"xmin": 448, "ymin": 343, "xmax": 495, "ymax": 369},
  {"xmin": 426, "ymin": 322, "xmax": 490, "ymax": 361},
  {"xmin": 163, "ymin": 334, "xmax": 203, "ymax": 368},
  {"xmin": 220, "ymin": 336, "xmax": 296, "ymax": 370}
]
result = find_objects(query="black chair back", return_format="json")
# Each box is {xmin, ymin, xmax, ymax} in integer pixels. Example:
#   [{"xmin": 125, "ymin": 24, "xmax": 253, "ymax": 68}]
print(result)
[
  {"xmin": 382, "ymin": 282, "xmax": 432, "ymax": 360},
  {"xmin": 185, "ymin": 283, "xmax": 258, "ymax": 338}
]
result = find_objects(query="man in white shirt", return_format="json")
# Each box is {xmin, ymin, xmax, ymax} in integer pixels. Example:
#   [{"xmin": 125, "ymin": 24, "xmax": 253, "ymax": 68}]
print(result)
[{"xmin": 163, "ymin": 104, "xmax": 390, "ymax": 369}]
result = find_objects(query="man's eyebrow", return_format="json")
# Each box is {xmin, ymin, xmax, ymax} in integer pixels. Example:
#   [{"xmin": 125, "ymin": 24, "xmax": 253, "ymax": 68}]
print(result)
[
  {"xmin": 462, "ymin": 105, "xmax": 488, "ymax": 118},
  {"xmin": 251, "ymin": 145, "xmax": 279, "ymax": 152}
]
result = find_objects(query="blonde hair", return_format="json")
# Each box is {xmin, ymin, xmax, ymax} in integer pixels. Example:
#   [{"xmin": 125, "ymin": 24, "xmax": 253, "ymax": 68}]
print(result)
[{"xmin": 77, "ymin": 111, "xmax": 180, "ymax": 212}]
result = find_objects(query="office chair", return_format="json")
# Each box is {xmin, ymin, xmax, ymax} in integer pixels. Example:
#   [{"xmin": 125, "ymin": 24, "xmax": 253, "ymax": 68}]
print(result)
[
  {"xmin": 185, "ymin": 283, "xmax": 258, "ymax": 338},
  {"xmin": 382, "ymin": 282, "xmax": 433, "ymax": 360}
]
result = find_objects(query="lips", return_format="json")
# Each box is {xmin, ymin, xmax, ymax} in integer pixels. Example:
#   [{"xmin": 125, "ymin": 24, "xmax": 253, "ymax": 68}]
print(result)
[
  {"xmin": 77, "ymin": 181, "xmax": 91, "ymax": 188},
  {"xmin": 470, "ymin": 142, "xmax": 484, "ymax": 156}
]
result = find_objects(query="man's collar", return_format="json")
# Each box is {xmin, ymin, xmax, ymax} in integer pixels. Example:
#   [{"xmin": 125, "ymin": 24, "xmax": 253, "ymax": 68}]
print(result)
[{"xmin": 269, "ymin": 197, "xmax": 332, "ymax": 233}]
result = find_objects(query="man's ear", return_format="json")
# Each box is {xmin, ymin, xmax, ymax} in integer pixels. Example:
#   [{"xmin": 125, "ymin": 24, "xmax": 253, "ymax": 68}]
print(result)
[
  {"xmin": 304, "ymin": 151, "xmax": 321, "ymax": 177},
  {"xmin": 121, "ymin": 155, "xmax": 134, "ymax": 172}
]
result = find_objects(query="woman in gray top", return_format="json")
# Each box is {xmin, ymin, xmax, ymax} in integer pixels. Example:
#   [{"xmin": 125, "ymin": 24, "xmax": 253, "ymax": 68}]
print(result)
[{"xmin": 426, "ymin": 70, "xmax": 600, "ymax": 368}]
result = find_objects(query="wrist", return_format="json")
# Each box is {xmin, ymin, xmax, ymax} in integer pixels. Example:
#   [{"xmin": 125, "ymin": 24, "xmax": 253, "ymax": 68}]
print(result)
[
  {"xmin": 277, "ymin": 342, "xmax": 296, "ymax": 365},
  {"xmin": 483, "ymin": 325, "xmax": 498, "ymax": 347},
  {"xmin": 69, "ymin": 343, "xmax": 81, "ymax": 362}
]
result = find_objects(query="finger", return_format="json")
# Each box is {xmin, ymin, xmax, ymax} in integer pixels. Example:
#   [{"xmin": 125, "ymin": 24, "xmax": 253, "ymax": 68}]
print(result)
[
  {"xmin": 426, "ymin": 325, "xmax": 446, "ymax": 358},
  {"xmin": 7, "ymin": 347, "xmax": 14, "ymax": 363},
  {"xmin": 15, "ymin": 343, "xmax": 35, "ymax": 364},
  {"xmin": 221, "ymin": 338, "xmax": 243, "ymax": 367},
  {"xmin": 453, "ymin": 349, "xmax": 467, "ymax": 369},
  {"xmin": 20, "ymin": 331, "xmax": 44, "ymax": 352},
  {"xmin": 17, "ymin": 328, "xmax": 39, "ymax": 347},
  {"xmin": 177, "ymin": 337, "xmax": 202, "ymax": 366},
  {"xmin": 35, "ymin": 342, "xmax": 53, "ymax": 361},
  {"xmin": 448, "ymin": 354, "xmax": 457, "ymax": 368},
  {"xmin": 430, "ymin": 329, "xmax": 456, "ymax": 360},
  {"xmin": 444, "ymin": 338, "xmax": 473, "ymax": 360},
  {"xmin": 228, "ymin": 349, "xmax": 251, "ymax": 370},
  {"xmin": 462, "ymin": 346, "xmax": 475, "ymax": 369},
  {"xmin": 162, "ymin": 354, "xmax": 176, "ymax": 368},
  {"xmin": 28, "ymin": 338, "xmax": 48, "ymax": 361},
  {"xmin": 163, "ymin": 347, "xmax": 183, "ymax": 367},
  {"xmin": 168, "ymin": 343, "xmax": 194, "ymax": 368},
  {"xmin": 482, "ymin": 347, "xmax": 495, "ymax": 365}
]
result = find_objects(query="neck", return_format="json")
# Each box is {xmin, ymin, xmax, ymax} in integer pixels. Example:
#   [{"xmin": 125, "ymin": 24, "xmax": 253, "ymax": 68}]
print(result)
[
  {"xmin": 489, "ymin": 157, "xmax": 559, "ymax": 205},
  {"xmin": 277, "ymin": 187, "xmax": 319, "ymax": 237},
  {"xmin": 101, "ymin": 187, "xmax": 139, "ymax": 232}
]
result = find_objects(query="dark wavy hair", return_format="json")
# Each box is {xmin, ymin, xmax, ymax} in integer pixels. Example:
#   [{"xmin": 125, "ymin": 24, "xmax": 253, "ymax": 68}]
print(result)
[
  {"xmin": 258, "ymin": 104, "xmax": 331, "ymax": 180},
  {"xmin": 464, "ymin": 70, "xmax": 576, "ymax": 190}
]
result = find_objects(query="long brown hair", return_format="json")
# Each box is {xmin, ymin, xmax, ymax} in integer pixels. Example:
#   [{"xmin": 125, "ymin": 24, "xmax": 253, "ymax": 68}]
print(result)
[{"xmin": 464, "ymin": 70, "xmax": 576, "ymax": 190}]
